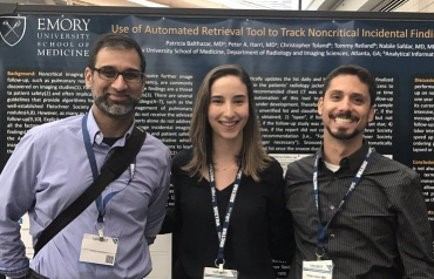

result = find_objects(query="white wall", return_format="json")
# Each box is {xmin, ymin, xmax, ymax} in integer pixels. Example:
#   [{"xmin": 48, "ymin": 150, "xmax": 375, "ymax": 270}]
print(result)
[{"xmin": 393, "ymin": 0, "xmax": 434, "ymax": 12}]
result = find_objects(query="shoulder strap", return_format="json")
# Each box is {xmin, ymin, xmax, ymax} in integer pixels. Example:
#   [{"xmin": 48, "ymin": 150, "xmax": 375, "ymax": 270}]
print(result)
[{"xmin": 33, "ymin": 127, "xmax": 146, "ymax": 256}]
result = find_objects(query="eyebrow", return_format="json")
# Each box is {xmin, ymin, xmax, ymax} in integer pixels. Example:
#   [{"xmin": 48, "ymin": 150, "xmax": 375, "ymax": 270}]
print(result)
[
  {"xmin": 211, "ymin": 92, "xmax": 247, "ymax": 96},
  {"xmin": 233, "ymin": 94, "xmax": 247, "ymax": 99},
  {"xmin": 97, "ymin": 65, "xmax": 141, "ymax": 72},
  {"xmin": 328, "ymin": 90, "xmax": 366, "ymax": 96},
  {"xmin": 328, "ymin": 89, "xmax": 343, "ymax": 94}
]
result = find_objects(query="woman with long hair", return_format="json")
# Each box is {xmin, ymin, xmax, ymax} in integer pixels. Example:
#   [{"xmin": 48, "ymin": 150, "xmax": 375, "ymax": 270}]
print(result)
[{"xmin": 168, "ymin": 64, "xmax": 293, "ymax": 278}]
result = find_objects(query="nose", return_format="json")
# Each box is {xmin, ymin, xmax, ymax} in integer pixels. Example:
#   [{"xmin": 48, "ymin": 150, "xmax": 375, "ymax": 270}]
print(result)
[
  {"xmin": 110, "ymin": 74, "xmax": 128, "ymax": 91},
  {"xmin": 339, "ymin": 96, "xmax": 352, "ymax": 111},
  {"xmin": 223, "ymin": 102, "xmax": 235, "ymax": 117}
]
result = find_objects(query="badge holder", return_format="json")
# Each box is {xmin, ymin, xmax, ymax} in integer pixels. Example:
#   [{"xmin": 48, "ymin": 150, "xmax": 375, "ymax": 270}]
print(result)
[
  {"xmin": 79, "ymin": 223, "xmax": 118, "ymax": 266},
  {"xmin": 203, "ymin": 259, "xmax": 238, "ymax": 279},
  {"xmin": 302, "ymin": 247, "xmax": 333, "ymax": 279}
]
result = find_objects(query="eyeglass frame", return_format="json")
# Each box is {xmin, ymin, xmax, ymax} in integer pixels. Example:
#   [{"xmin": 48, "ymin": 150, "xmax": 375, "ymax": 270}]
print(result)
[{"xmin": 91, "ymin": 66, "xmax": 145, "ymax": 84}]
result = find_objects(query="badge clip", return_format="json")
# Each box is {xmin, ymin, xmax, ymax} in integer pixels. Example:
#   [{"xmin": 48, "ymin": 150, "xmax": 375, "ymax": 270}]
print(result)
[
  {"xmin": 214, "ymin": 258, "xmax": 226, "ymax": 273},
  {"xmin": 218, "ymin": 263, "xmax": 224, "ymax": 273},
  {"xmin": 96, "ymin": 222, "xmax": 105, "ymax": 241},
  {"xmin": 98, "ymin": 228, "xmax": 105, "ymax": 241},
  {"xmin": 315, "ymin": 246, "xmax": 326, "ymax": 261}
]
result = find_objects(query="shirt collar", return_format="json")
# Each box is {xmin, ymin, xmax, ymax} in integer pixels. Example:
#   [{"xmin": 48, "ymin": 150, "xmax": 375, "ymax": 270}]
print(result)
[
  {"xmin": 86, "ymin": 109, "xmax": 135, "ymax": 147},
  {"xmin": 317, "ymin": 140, "xmax": 370, "ymax": 172}
]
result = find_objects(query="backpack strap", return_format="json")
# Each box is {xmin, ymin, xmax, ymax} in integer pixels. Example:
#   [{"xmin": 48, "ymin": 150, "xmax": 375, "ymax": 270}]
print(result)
[{"xmin": 34, "ymin": 127, "xmax": 146, "ymax": 256}]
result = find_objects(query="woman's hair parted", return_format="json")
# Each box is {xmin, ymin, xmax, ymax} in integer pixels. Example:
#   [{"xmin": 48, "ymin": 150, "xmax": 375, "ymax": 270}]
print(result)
[{"xmin": 184, "ymin": 64, "xmax": 270, "ymax": 181}]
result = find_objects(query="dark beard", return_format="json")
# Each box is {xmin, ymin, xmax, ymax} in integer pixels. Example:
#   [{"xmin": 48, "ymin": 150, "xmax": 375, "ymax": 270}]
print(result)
[
  {"xmin": 326, "ymin": 125, "xmax": 363, "ymax": 140},
  {"xmin": 326, "ymin": 111, "xmax": 362, "ymax": 140}
]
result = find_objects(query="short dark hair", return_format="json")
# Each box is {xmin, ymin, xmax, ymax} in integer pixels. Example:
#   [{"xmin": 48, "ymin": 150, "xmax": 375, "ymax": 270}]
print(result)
[
  {"xmin": 323, "ymin": 64, "xmax": 376, "ymax": 106},
  {"xmin": 87, "ymin": 33, "xmax": 146, "ymax": 72}
]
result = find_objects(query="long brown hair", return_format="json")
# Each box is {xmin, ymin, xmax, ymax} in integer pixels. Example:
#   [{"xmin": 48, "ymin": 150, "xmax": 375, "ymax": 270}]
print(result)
[{"xmin": 184, "ymin": 64, "xmax": 270, "ymax": 181}]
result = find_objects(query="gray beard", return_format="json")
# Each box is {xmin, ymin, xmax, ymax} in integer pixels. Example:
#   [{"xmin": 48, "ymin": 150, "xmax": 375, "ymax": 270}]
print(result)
[{"xmin": 94, "ymin": 95, "xmax": 138, "ymax": 118}]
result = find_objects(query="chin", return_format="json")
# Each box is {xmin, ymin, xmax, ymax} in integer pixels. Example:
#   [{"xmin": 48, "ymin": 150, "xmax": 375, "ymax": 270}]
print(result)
[
  {"xmin": 331, "ymin": 130, "xmax": 361, "ymax": 140},
  {"xmin": 218, "ymin": 133, "xmax": 242, "ymax": 141}
]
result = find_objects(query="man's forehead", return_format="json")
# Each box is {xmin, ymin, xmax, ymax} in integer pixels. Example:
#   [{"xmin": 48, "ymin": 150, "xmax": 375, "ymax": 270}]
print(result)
[
  {"xmin": 328, "ymin": 75, "xmax": 368, "ymax": 90},
  {"xmin": 95, "ymin": 47, "xmax": 141, "ymax": 66}
]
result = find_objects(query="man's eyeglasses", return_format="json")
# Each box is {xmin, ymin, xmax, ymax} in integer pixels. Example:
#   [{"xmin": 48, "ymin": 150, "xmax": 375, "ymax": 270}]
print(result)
[{"xmin": 92, "ymin": 66, "xmax": 144, "ymax": 84}]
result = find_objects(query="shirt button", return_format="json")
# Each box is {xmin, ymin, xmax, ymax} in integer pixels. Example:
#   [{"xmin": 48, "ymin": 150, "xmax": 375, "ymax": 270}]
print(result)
[
  {"xmin": 330, "ymin": 233, "xmax": 335, "ymax": 238},
  {"xmin": 329, "ymin": 205, "xmax": 335, "ymax": 210}
]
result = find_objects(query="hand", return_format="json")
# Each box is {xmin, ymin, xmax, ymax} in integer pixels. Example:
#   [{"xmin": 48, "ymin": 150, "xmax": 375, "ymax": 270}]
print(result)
[
  {"xmin": 6, "ymin": 276, "xmax": 28, "ymax": 279},
  {"xmin": 5, "ymin": 271, "xmax": 30, "ymax": 279}
]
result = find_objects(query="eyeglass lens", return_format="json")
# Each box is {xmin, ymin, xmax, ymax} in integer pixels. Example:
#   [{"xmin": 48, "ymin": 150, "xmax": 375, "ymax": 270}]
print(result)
[{"xmin": 96, "ymin": 67, "xmax": 143, "ymax": 82}]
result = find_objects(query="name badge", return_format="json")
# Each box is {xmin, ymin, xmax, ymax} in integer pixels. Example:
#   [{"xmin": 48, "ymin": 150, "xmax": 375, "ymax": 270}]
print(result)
[
  {"xmin": 203, "ymin": 267, "xmax": 238, "ymax": 279},
  {"xmin": 79, "ymin": 233, "xmax": 118, "ymax": 266},
  {"xmin": 302, "ymin": 260, "xmax": 333, "ymax": 279}
]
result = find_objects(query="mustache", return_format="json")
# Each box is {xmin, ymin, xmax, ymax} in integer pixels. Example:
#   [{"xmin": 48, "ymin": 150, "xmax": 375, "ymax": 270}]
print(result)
[{"xmin": 329, "ymin": 111, "xmax": 359, "ymax": 121}]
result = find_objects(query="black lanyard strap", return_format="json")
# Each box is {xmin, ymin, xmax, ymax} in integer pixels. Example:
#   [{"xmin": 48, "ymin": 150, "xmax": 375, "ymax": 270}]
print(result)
[
  {"xmin": 209, "ymin": 164, "xmax": 243, "ymax": 267},
  {"xmin": 312, "ymin": 147, "xmax": 373, "ymax": 259}
]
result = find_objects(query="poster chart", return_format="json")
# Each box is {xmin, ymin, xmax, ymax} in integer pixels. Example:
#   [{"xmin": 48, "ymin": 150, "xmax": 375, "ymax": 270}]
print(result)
[{"xmin": 1, "ymin": 5, "xmax": 434, "ymax": 276}]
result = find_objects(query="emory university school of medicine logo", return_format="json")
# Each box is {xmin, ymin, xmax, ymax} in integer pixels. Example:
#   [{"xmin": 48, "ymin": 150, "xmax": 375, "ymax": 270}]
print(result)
[{"xmin": 0, "ymin": 16, "xmax": 26, "ymax": 47}]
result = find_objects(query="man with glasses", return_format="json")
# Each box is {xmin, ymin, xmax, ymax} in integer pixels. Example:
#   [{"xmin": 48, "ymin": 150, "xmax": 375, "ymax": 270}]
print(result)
[{"xmin": 0, "ymin": 33, "xmax": 171, "ymax": 279}]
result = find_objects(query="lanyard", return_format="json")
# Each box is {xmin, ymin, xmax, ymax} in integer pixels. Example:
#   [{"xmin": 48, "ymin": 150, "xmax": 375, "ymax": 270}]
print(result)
[
  {"xmin": 312, "ymin": 147, "xmax": 373, "ymax": 259},
  {"xmin": 81, "ymin": 115, "xmax": 122, "ymax": 224},
  {"xmin": 209, "ymin": 164, "xmax": 243, "ymax": 268}
]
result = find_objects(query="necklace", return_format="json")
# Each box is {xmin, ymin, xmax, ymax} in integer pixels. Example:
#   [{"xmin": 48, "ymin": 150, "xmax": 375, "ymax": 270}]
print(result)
[
  {"xmin": 213, "ymin": 161, "xmax": 238, "ymax": 172},
  {"xmin": 214, "ymin": 166, "xmax": 238, "ymax": 171}
]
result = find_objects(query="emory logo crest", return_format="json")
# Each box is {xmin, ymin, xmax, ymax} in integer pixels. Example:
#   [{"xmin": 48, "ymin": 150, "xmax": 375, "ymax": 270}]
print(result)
[{"xmin": 0, "ymin": 16, "xmax": 26, "ymax": 47}]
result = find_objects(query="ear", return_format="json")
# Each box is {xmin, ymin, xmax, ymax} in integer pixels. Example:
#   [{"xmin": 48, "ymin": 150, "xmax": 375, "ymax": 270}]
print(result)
[
  {"xmin": 84, "ymin": 67, "xmax": 93, "ymax": 89},
  {"xmin": 141, "ymin": 77, "xmax": 146, "ymax": 92},
  {"xmin": 317, "ymin": 96, "xmax": 324, "ymax": 116},
  {"xmin": 368, "ymin": 105, "xmax": 375, "ymax": 122}
]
